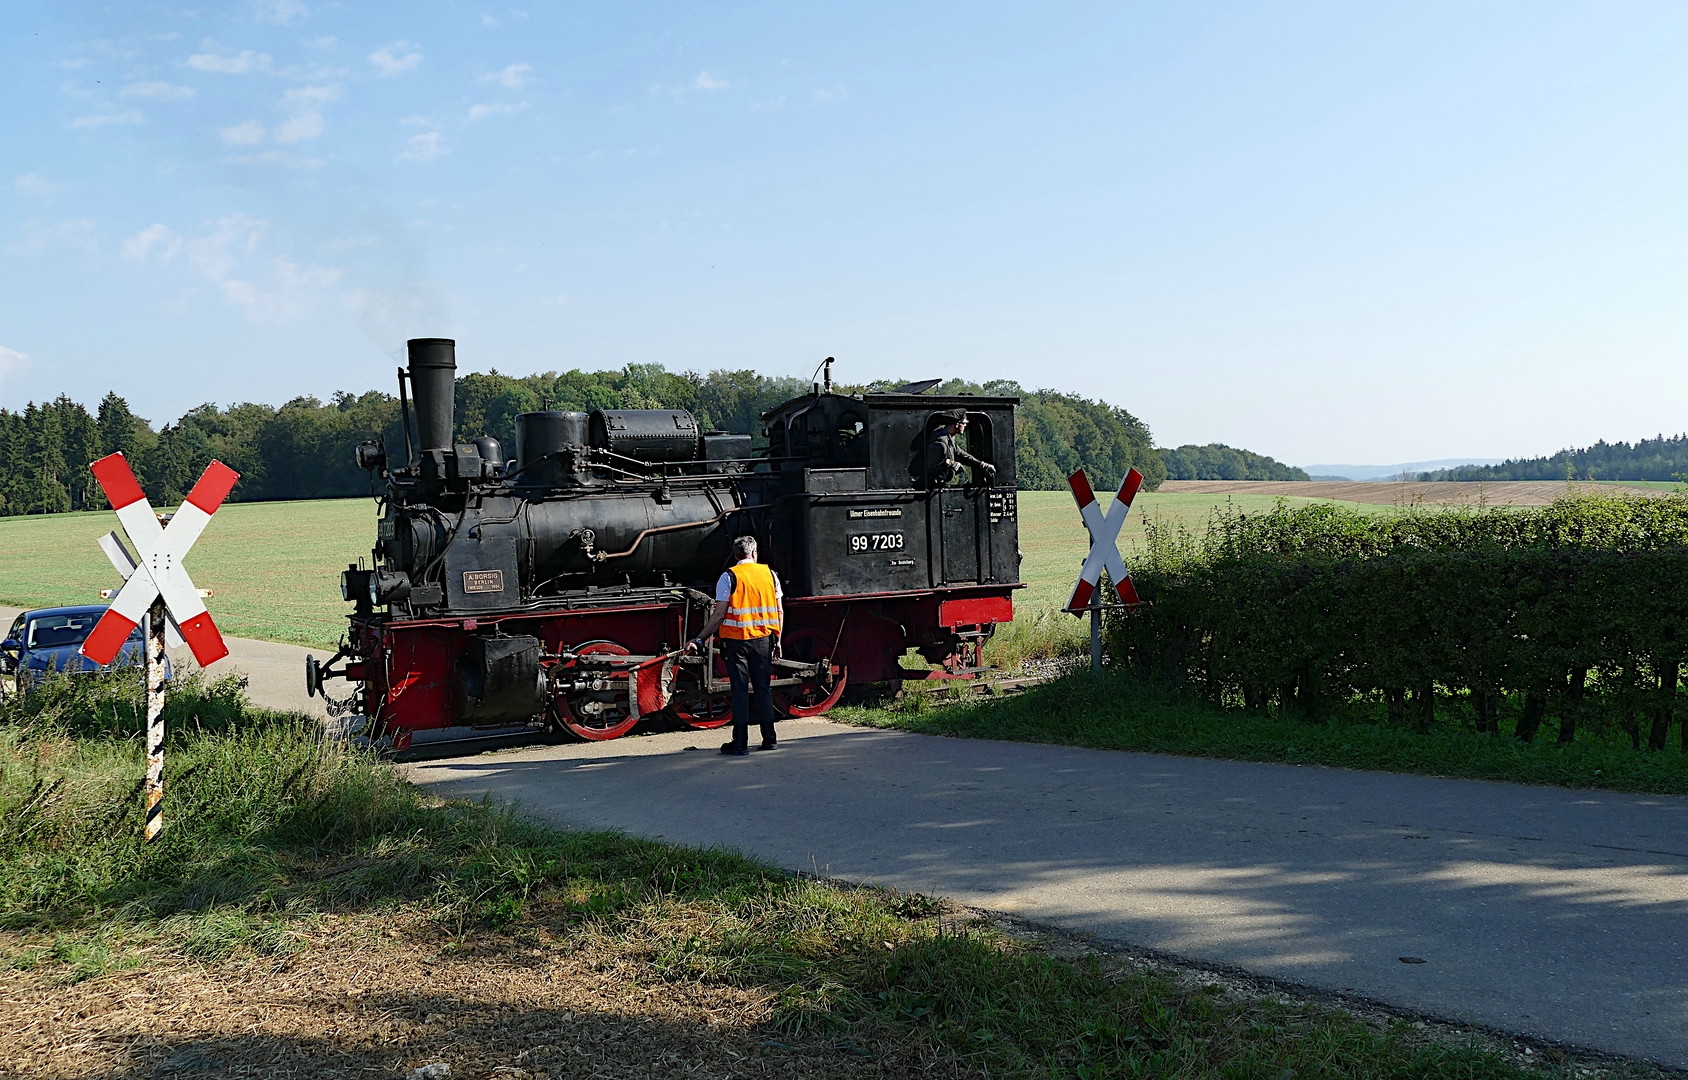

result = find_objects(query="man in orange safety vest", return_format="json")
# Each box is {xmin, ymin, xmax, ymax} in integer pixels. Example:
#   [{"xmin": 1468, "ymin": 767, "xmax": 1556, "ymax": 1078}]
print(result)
[{"xmin": 687, "ymin": 535, "xmax": 784, "ymax": 755}]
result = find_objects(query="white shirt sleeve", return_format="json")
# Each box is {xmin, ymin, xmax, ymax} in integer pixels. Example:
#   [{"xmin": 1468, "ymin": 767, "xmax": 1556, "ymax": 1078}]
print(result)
[
  {"xmin": 773, "ymin": 572, "xmax": 783, "ymax": 600},
  {"xmin": 715, "ymin": 572, "xmax": 734, "ymax": 603}
]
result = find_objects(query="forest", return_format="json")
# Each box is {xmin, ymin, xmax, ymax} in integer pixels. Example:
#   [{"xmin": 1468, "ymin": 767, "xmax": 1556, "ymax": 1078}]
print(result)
[
  {"xmin": 1421, "ymin": 435, "xmax": 1688, "ymax": 482},
  {"xmin": 0, "ymin": 366, "xmax": 1168, "ymax": 514},
  {"xmin": 1158, "ymin": 443, "xmax": 1309, "ymax": 481}
]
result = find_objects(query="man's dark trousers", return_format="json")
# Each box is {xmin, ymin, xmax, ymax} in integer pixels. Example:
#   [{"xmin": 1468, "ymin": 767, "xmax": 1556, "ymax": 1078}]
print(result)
[{"xmin": 722, "ymin": 635, "xmax": 776, "ymax": 750}]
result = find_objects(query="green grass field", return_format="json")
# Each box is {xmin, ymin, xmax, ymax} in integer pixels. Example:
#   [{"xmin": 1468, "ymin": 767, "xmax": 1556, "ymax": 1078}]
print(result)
[
  {"xmin": 0, "ymin": 499, "xmax": 372, "ymax": 649},
  {"xmin": 0, "ymin": 489, "xmax": 1394, "ymax": 651}
]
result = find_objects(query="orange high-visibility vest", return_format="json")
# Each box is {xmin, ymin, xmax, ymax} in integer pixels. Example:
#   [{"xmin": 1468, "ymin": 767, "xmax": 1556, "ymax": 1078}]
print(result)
[{"xmin": 720, "ymin": 562, "xmax": 782, "ymax": 640}]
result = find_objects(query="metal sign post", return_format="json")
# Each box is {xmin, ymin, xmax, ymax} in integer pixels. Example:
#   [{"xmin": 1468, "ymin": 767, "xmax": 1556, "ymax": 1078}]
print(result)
[
  {"xmin": 1090, "ymin": 584, "xmax": 1103, "ymax": 673},
  {"xmin": 1066, "ymin": 467, "xmax": 1145, "ymax": 672},
  {"xmin": 81, "ymin": 452, "xmax": 239, "ymax": 843},
  {"xmin": 144, "ymin": 597, "xmax": 167, "ymax": 841}
]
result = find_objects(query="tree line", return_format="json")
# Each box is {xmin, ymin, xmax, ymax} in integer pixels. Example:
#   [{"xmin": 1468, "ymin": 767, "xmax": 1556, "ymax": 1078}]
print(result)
[
  {"xmin": 1159, "ymin": 443, "xmax": 1310, "ymax": 482},
  {"xmin": 1421, "ymin": 435, "xmax": 1688, "ymax": 482},
  {"xmin": 0, "ymin": 366, "xmax": 1188, "ymax": 514}
]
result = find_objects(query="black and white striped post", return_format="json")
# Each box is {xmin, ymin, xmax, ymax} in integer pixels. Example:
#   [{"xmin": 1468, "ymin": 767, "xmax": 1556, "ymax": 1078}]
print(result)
[{"xmin": 144, "ymin": 596, "xmax": 167, "ymax": 842}]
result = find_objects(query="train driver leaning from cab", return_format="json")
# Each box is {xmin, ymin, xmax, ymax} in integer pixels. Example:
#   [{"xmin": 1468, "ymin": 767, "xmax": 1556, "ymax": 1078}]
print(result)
[
  {"xmin": 925, "ymin": 409, "xmax": 997, "ymax": 487},
  {"xmin": 687, "ymin": 535, "xmax": 783, "ymax": 756}
]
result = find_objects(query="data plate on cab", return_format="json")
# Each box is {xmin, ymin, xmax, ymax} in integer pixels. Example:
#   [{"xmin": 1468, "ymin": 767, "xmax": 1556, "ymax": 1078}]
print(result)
[{"xmin": 848, "ymin": 531, "xmax": 905, "ymax": 554}]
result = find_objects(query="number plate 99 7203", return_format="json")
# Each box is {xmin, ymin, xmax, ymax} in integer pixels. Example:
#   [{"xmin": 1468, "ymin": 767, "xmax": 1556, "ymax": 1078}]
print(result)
[{"xmin": 849, "ymin": 532, "xmax": 904, "ymax": 554}]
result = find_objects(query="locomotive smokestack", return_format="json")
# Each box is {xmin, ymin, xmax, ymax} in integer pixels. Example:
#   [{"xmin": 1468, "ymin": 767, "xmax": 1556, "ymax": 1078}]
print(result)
[{"xmin": 406, "ymin": 338, "xmax": 457, "ymax": 451}]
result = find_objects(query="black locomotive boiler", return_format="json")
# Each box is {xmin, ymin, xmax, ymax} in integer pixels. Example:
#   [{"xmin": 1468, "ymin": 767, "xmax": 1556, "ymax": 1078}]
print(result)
[{"xmin": 310, "ymin": 338, "xmax": 1022, "ymax": 750}]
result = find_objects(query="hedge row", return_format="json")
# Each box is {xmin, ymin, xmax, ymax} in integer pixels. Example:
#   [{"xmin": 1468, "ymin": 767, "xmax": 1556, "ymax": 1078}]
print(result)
[{"xmin": 1110, "ymin": 495, "xmax": 1688, "ymax": 747}]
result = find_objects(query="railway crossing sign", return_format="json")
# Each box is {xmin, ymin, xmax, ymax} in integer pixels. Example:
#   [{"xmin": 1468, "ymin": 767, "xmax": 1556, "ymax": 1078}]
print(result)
[
  {"xmin": 1065, "ymin": 467, "xmax": 1143, "ymax": 674},
  {"xmin": 80, "ymin": 453, "xmax": 238, "ymax": 668},
  {"xmin": 1065, "ymin": 467, "xmax": 1143, "ymax": 614},
  {"xmin": 80, "ymin": 452, "xmax": 238, "ymax": 844}
]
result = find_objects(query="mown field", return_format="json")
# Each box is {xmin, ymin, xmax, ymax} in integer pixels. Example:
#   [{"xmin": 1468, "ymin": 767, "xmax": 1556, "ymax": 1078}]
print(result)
[
  {"xmin": 0, "ymin": 489, "xmax": 1394, "ymax": 651},
  {"xmin": 0, "ymin": 499, "xmax": 372, "ymax": 648}
]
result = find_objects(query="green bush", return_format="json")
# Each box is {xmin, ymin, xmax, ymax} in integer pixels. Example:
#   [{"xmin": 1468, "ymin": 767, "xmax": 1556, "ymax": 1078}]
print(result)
[{"xmin": 1114, "ymin": 495, "xmax": 1688, "ymax": 747}]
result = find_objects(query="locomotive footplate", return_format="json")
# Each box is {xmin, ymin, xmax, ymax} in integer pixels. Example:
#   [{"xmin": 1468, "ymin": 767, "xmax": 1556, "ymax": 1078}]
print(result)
[
  {"xmin": 677, "ymin": 646, "xmax": 831, "ymax": 694},
  {"xmin": 554, "ymin": 647, "xmax": 824, "ymax": 689}
]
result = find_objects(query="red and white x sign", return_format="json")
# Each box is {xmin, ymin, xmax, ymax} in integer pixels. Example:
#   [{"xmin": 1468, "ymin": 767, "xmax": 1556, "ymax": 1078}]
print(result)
[
  {"xmin": 1065, "ymin": 467, "xmax": 1143, "ymax": 613},
  {"xmin": 79, "ymin": 453, "xmax": 239, "ymax": 667}
]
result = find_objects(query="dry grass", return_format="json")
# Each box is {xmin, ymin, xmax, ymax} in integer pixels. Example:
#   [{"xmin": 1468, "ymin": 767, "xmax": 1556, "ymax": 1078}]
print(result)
[{"xmin": 0, "ymin": 910, "xmax": 949, "ymax": 1080}]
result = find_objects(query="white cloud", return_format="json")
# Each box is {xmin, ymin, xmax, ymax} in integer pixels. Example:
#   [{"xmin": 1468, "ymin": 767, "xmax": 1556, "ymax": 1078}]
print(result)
[
  {"xmin": 68, "ymin": 110, "xmax": 145, "ymax": 129},
  {"xmin": 481, "ymin": 62, "xmax": 531, "ymax": 89},
  {"xmin": 253, "ymin": 0, "xmax": 309, "ymax": 25},
  {"xmin": 401, "ymin": 132, "xmax": 446, "ymax": 161},
  {"xmin": 480, "ymin": 12, "xmax": 500, "ymax": 27},
  {"xmin": 0, "ymin": 345, "xmax": 29, "ymax": 398},
  {"xmin": 368, "ymin": 40, "xmax": 422, "ymax": 76},
  {"xmin": 468, "ymin": 100, "xmax": 526, "ymax": 121},
  {"xmin": 221, "ymin": 120, "xmax": 267, "ymax": 145},
  {"xmin": 283, "ymin": 84, "xmax": 338, "ymax": 105},
  {"xmin": 275, "ymin": 111, "xmax": 323, "ymax": 143},
  {"xmin": 815, "ymin": 87, "xmax": 848, "ymax": 104},
  {"xmin": 15, "ymin": 173, "xmax": 60, "ymax": 197},
  {"xmin": 225, "ymin": 150, "xmax": 323, "ymax": 168},
  {"xmin": 183, "ymin": 214, "xmax": 344, "ymax": 323},
  {"xmin": 9, "ymin": 218, "xmax": 98, "ymax": 255},
  {"xmin": 121, "ymin": 81, "xmax": 196, "ymax": 101},
  {"xmin": 187, "ymin": 48, "xmax": 273, "ymax": 74},
  {"xmin": 307, "ymin": 35, "xmax": 337, "ymax": 49},
  {"xmin": 123, "ymin": 223, "xmax": 182, "ymax": 262},
  {"xmin": 694, "ymin": 70, "xmax": 728, "ymax": 91}
]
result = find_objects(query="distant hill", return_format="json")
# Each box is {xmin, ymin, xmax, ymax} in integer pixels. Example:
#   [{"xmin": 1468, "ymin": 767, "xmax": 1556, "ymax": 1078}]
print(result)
[
  {"xmin": 1301, "ymin": 458, "xmax": 1503, "ymax": 481},
  {"xmin": 1158, "ymin": 444, "xmax": 1309, "ymax": 482},
  {"xmin": 1419, "ymin": 436, "xmax": 1688, "ymax": 482}
]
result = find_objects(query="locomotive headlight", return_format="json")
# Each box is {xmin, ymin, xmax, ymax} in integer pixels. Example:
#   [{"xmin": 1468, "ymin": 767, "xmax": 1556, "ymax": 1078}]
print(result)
[
  {"xmin": 340, "ymin": 566, "xmax": 376, "ymax": 606},
  {"xmin": 370, "ymin": 570, "xmax": 413, "ymax": 605}
]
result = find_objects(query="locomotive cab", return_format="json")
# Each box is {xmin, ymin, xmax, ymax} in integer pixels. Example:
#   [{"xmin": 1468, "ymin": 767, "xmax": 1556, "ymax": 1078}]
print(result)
[{"xmin": 759, "ymin": 390, "xmax": 1020, "ymax": 598}]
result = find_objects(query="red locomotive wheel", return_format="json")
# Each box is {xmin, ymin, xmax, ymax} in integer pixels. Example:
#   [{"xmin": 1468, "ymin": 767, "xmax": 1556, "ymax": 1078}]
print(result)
[
  {"xmin": 670, "ymin": 650, "xmax": 733, "ymax": 729},
  {"xmin": 773, "ymin": 629, "xmax": 848, "ymax": 718},
  {"xmin": 555, "ymin": 640, "xmax": 640, "ymax": 741}
]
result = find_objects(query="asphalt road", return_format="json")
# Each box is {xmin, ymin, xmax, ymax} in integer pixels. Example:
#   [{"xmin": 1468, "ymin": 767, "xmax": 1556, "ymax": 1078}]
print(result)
[{"xmin": 411, "ymin": 720, "xmax": 1688, "ymax": 1068}]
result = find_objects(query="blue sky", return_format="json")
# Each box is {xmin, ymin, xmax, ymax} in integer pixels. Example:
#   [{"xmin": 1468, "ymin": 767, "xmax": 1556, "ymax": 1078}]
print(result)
[{"xmin": 3, "ymin": 2, "xmax": 1686, "ymax": 465}]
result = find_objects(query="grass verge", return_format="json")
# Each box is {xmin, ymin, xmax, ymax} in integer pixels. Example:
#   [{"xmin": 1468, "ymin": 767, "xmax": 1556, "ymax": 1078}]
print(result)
[
  {"xmin": 840, "ymin": 671, "xmax": 1688, "ymax": 795},
  {"xmin": 0, "ymin": 671, "xmax": 1638, "ymax": 1078}
]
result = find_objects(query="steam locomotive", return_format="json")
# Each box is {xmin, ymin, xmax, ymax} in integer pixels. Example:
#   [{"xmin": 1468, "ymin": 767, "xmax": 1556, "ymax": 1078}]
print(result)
[{"xmin": 308, "ymin": 338, "xmax": 1022, "ymax": 751}]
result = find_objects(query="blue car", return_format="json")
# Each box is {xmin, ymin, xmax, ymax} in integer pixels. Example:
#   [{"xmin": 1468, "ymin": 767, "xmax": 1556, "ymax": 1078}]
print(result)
[{"xmin": 0, "ymin": 605, "xmax": 160, "ymax": 690}]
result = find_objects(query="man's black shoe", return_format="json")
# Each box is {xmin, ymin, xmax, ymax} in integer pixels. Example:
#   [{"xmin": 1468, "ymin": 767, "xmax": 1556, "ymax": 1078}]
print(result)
[
  {"xmin": 755, "ymin": 741, "xmax": 777, "ymax": 751},
  {"xmin": 720, "ymin": 742, "xmax": 749, "ymax": 756}
]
